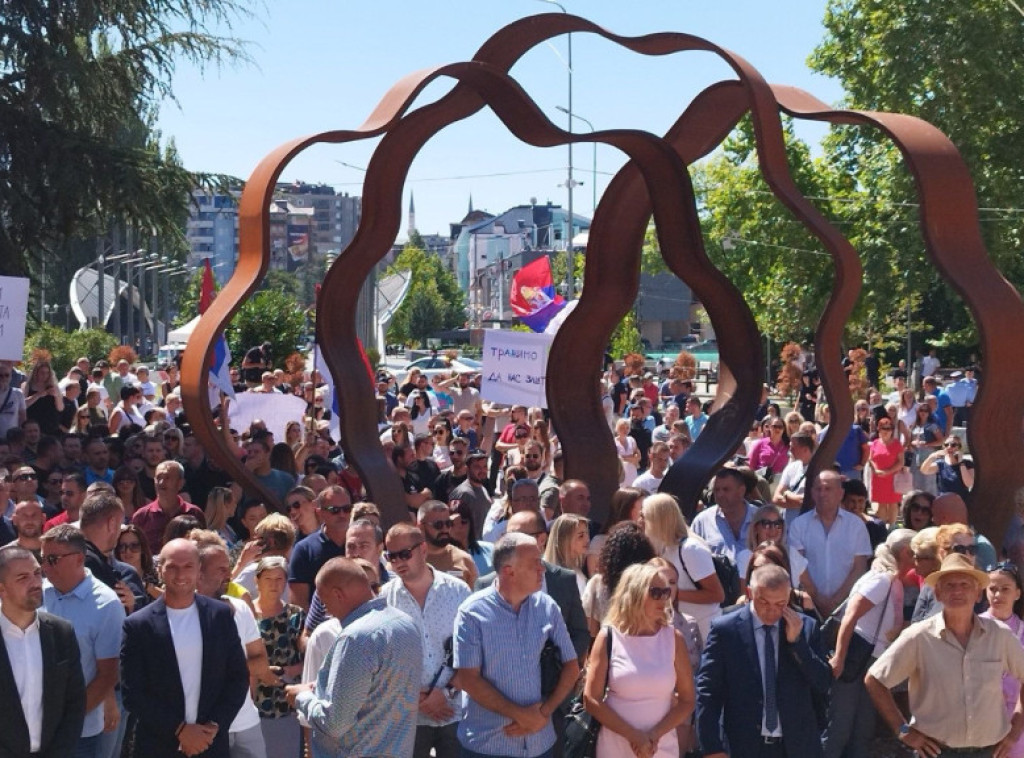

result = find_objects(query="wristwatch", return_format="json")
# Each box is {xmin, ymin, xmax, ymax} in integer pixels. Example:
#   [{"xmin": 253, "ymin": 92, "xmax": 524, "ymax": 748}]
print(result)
[{"xmin": 898, "ymin": 723, "xmax": 912, "ymax": 740}]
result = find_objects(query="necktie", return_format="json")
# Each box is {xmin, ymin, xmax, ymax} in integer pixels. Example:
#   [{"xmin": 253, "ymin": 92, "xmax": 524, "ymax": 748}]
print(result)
[{"xmin": 763, "ymin": 624, "xmax": 779, "ymax": 733}]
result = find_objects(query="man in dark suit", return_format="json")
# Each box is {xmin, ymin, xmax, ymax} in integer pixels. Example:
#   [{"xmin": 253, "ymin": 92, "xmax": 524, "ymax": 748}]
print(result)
[
  {"xmin": 121, "ymin": 539, "xmax": 249, "ymax": 758},
  {"xmin": 696, "ymin": 563, "xmax": 831, "ymax": 758},
  {"xmin": 0, "ymin": 545, "xmax": 86, "ymax": 758},
  {"xmin": 474, "ymin": 510, "xmax": 590, "ymax": 661}
]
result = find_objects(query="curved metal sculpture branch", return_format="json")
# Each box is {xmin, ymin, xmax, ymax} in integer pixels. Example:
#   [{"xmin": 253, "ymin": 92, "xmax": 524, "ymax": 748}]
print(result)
[{"xmin": 773, "ymin": 84, "xmax": 1024, "ymax": 540}]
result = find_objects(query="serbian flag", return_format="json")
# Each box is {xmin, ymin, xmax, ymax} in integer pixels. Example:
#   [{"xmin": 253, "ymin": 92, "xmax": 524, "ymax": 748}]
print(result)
[
  {"xmin": 510, "ymin": 256, "xmax": 565, "ymax": 332},
  {"xmin": 200, "ymin": 258, "xmax": 234, "ymax": 398}
]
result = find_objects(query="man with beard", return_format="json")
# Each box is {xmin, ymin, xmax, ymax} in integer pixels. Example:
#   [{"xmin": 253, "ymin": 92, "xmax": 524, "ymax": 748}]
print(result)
[
  {"xmin": 0, "ymin": 545, "xmax": 85, "ymax": 758},
  {"xmin": 380, "ymin": 523, "xmax": 469, "ymax": 758},
  {"xmin": 7, "ymin": 499, "xmax": 44, "ymax": 559},
  {"xmin": 44, "ymin": 471, "xmax": 87, "ymax": 530},
  {"xmin": 192, "ymin": 531, "xmax": 271, "ymax": 758},
  {"xmin": 394, "ymin": 444, "xmax": 433, "ymax": 516},
  {"xmin": 627, "ymin": 403, "xmax": 653, "ymax": 471},
  {"xmin": 444, "ymin": 369, "xmax": 483, "ymax": 425},
  {"xmin": 79, "ymin": 491, "xmax": 142, "ymax": 615},
  {"xmin": 408, "ymin": 434, "xmax": 441, "ymax": 498},
  {"xmin": 434, "ymin": 437, "xmax": 469, "ymax": 503},
  {"xmin": 450, "ymin": 453, "xmax": 492, "ymax": 539},
  {"xmin": 418, "ymin": 501, "xmax": 477, "ymax": 589},
  {"xmin": 521, "ymin": 440, "xmax": 560, "ymax": 517},
  {"xmin": 288, "ymin": 485, "xmax": 351, "ymax": 611},
  {"xmin": 82, "ymin": 437, "xmax": 114, "ymax": 487}
]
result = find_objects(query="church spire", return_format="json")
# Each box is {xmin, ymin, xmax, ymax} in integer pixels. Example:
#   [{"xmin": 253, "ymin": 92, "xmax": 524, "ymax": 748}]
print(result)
[{"xmin": 407, "ymin": 191, "xmax": 417, "ymax": 237}]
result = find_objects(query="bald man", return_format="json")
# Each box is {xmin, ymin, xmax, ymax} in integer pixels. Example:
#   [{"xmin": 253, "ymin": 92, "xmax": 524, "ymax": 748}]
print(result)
[
  {"xmin": 121, "ymin": 539, "xmax": 249, "ymax": 758},
  {"xmin": 287, "ymin": 557, "xmax": 422, "ymax": 758}
]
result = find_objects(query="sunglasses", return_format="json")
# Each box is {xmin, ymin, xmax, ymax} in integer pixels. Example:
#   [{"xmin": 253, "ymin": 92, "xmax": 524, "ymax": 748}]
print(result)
[
  {"xmin": 877, "ymin": 425, "xmax": 893, "ymax": 431},
  {"xmin": 425, "ymin": 519, "xmax": 451, "ymax": 531},
  {"xmin": 757, "ymin": 519, "xmax": 784, "ymax": 530},
  {"xmin": 287, "ymin": 501, "xmax": 305, "ymax": 512},
  {"xmin": 914, "ymin": 552, "xmax": 937, "ymax": 561},
  {"xmin": 944, "ymin": 442, "xmax": 961, "ymax": 448},
  {"xmin": 648, "ymin": 586, "xmax": 673, "ymax": 600},
  {"xmin": 320, "ymin": 504, "xmax": 353, "ymax": 515},
  {"xmin": 995, "ymin": 561, "xmax": 1020, "ymax": 577},
  {"xmin": 117, "ymin": 542, "xmax": 142, "ymax": 553},
  {"xmin": 14, "ymin": 474, "xmax": 36, "ymax": 482},
  {"xmin": 951, "ymin": 544, "xmax": 978, "ymax": 556},
  {"xmin": 433, "ymin": 430, "xmax": 447, "ymax": 436},
  {"xmin": 909, "ymin": 503, "xmax": 932, "ymax": 514},
  {"xmin": 384, "ymin": 542, "xmax": 423, "ymax": 562},
  {"xmin": 42, "ymin": 553, "xmax": 78, "ymax": 567}
]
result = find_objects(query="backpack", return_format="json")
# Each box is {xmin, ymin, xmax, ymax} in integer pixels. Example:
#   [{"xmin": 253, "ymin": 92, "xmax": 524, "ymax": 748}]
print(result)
[{"xmin": 677, "ymin": 541, "xmax": 741, "ymax": 608}]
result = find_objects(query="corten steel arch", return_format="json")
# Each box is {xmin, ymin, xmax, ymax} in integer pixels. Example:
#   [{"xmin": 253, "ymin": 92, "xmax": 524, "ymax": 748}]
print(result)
[{"xmin": 180, "ymin": 14, "xmax": 1024, "ymax": 542}]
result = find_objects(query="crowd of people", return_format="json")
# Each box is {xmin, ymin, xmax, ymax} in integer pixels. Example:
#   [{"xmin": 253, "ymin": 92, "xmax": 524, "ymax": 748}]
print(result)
[{"xmin": 0, "ymin": 344, "xmax": 1019, "ymax": 758}]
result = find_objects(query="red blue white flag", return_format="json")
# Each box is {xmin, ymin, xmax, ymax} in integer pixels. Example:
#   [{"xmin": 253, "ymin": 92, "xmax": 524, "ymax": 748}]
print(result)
[{"xmin": 509, "ymin": 256, "xmax": 565, "ymax": 332}]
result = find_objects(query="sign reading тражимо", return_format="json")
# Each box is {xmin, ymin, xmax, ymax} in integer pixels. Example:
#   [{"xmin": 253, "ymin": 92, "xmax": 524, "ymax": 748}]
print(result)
[{"xmin": 481, "ymin": 330, "xmax": 552, "ymax": 408}]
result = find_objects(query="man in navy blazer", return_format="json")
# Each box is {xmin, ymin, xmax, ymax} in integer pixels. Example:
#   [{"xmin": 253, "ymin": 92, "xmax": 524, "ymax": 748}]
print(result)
[
  {"xmin": 121, "ymin": 539, "xmax": 249, "ymax": 758},
  {"xmin": 696, "ymin": 564, "xmax": 831, "ymax": 758}
]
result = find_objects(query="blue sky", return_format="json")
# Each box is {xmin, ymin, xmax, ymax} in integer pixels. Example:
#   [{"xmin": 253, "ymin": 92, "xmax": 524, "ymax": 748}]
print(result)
[{"xmin": 157, "ymin": 1, "xmax": 843, "ymax": 241}]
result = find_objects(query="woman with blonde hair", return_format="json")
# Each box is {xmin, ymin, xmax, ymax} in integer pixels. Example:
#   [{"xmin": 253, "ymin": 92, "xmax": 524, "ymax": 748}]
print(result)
[
  {"xmin": 640, "ymin": 493, "xmax": 724, "ymax": 640},
  {"xmin": 584, "ymin": 563, "xmax": 694, "ymax": 758},
  {"xmin": 825, "ymin": 529, "xmax": 916, "ymax": 758},
  {"xmin": 734, "ymin": 504, "xmax": 815, "ymax": 595},
  {"xmin": 544, "ymin": 513, "xmax": 590, "ymax": 596},
  {"xmin": 204, "ymin": 486, "xmax": 238, "ymax": 548},
  {"xmin": 22, "ymin": 359, "xmax": 63, "ymax": 435}
]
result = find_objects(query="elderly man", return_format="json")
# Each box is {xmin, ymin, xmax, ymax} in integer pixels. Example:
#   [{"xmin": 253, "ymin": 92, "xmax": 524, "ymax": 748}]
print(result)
[
  {"xmin": 286, "ymin": 557, "xmax": 422, "ymax": 758},
  {"xmin": 866, "ymin": 553, "xmax": 1024, "ymax": 757},
  {"xmin": 453, "ymin": 532, "xmax": 580, "ymax": 758},
  {"xmin": 130, "ymin": 461, "xmax": 206, "ymax": 553}
]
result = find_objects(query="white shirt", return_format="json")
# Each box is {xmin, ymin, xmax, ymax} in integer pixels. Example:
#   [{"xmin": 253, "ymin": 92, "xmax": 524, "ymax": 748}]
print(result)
[
  {"xmin": 850, "ymin": 571, "xmax": 902, "ymax": 657},
  {"xmin": 665, "ymin": 538, "xmax": 721, "ymax": 641},
  {"xmin": 776, "ymin": 460, "xmax": 809, "ymax": 523},
  {"xmin": 167, "ymin": 603, "xmax": 204, "ymax": 724},
  {"xmin": 0, "ymin": 611, "xmax": 43, "ymax": 751},
  {"xmin": 298, "ymin": 618, "xmax": 342, "ymax": 728},
  {"xmin": 631, "ymin": 470, "xmax": 664, "ymax": 493},
  {"xmin": 749, "ymin": 606, "xmax": 782, "ymax": 738},
  {"xmin": 788, "ymin": 508, "xmax": 872, "ymax": 598},
  {"xmin": 224, "ymin": 596, "xmax": 261, "ymax": 733},
  {"xmin": 380, "ymin": 568, "xmax": 470, "ymax": 726}
]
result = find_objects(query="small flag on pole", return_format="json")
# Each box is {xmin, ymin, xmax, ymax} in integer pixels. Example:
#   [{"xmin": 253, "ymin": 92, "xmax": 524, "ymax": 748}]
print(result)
[
  {"xmin": 509, "ymin": 256, "xmax": 565, "ymax": 332},
  {"xmin": 199, "ymin": 258, "xmax": 234, "ymax": 398}
]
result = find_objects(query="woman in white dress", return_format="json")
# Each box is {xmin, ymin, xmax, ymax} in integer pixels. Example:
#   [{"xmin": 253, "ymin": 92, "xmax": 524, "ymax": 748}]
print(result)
[{"xmin": 614, "ymin": 418, "xmax": 640, "ymax": 486}]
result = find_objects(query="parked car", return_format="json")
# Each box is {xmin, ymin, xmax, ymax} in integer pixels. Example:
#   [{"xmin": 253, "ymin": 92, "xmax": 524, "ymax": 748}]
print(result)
[{"xmin": 403, "ymin": 355, "xmax": 481, "ymax": 379}]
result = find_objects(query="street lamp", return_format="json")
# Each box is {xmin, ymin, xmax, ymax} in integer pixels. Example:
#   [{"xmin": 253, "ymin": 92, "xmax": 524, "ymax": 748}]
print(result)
[
  {"xmin": 556, "ymin": 106, "xmax": 596, "ymax": 214},
  {"xmin": 536, "ymin": 0, "xmax": 576, "ymax": 300}
]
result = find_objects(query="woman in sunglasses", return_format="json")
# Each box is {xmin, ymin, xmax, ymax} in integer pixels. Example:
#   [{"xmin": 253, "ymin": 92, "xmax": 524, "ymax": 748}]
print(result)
[
  {"xmin": 912, "ymin": 523, "xmax": 978, "ymax": 622},
  {"xmin": 747, "ymin": 417, "xmax": 790, "ymax": 480},
  {"xmin": 919, "ymin": 433, "xmax": 975, "ymax": 499},
  {"xmin": 116, "ymin": 524, "xmax": 161, "ymax": 601},
  {"xmin": 867, "ymin": 416, "xmax": 906, "ymax": 527},
  {"xmin": 981, "ymin": 562, "xmax": 1024, "ymax": 758},
  {"xmin": 908, "ymin": 403, "xmax": 943, "ymax": 494},
  {"xmin": 898, "ymin": 490, "xmax": 935, "ymax": 532},
  {"xmin": 735, "ymin": 505, "xmax": 815, "ymax": 598},
  {"xmin": 583, "ymin": 563, "xmax": 694, "ymax": 758}
]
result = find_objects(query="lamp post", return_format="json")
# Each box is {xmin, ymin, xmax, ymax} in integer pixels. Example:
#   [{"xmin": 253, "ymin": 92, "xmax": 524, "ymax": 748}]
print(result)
[
  {"xmin": 536, "ymin": 0, "xmax": 576, "ymax": 300},
  {"xmin": 556, "ymin": 106, "xmax": 596, "ymax": 214}
]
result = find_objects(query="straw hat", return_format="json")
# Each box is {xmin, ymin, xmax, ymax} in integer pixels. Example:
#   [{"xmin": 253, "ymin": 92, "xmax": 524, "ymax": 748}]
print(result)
[{"xmin": 924, "ymin": 552, "xmax": 990, "ymax": 588}]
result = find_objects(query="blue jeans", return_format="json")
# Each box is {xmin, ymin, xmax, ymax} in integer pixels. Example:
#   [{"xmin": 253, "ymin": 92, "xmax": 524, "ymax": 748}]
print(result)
[{"xmin": 72, "ymin": 734, "xmax": 103, "ymax": 758}]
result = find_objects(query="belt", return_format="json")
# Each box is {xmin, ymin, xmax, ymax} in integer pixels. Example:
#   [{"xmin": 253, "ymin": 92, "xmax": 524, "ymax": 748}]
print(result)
[
  {"xmin": 761, "ymin": 736, "xmax": 783, "ymax": 744},
  {"xmin": 939, "ymin": 746, "xmax": 996, "ymax": 754}
]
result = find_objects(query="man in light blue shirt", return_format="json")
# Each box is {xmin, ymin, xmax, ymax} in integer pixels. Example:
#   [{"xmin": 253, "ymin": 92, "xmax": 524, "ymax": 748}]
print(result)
[
  {"xmin": 41, "ymin": 525, "xmax": 124, "ymax": 758},
  {"xmin": 683, "ymin": 396, "xmax": 709, "ymax": 440},
  {"xmin": 453, "ymin": 532, "xmax": 580, "ymax": 758},
  {"xmin": 691, "ymin": 468, "xmax": 757, "ymax": 562},
  {"xmin": 288, "ymin": 557, "xmax": 422, "ymax": 758}
]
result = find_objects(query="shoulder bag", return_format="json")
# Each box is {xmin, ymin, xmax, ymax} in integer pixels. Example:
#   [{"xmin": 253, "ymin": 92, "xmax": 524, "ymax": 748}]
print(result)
[
  {"xmin": 564, "ymin": 626, "xmax": 613, "ymax": 758},
  {"xmin": 826, "ymin": 576, "xmax": 894, "ymax": 683}
]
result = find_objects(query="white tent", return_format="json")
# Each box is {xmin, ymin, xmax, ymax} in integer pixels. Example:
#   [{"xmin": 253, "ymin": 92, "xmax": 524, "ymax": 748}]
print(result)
[{"xmin": 167, "ymin": 315, "xmax": 200, "ymax": 344}]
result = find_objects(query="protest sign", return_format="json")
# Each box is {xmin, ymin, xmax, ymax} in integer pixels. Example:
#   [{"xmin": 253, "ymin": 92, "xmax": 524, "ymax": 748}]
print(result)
[
  {"xmin": 481, "ymin": 330, "xmax": 552, "ymax": 408},
  {"xmin": 228, "ymin": 392, "xmax": 308, "ymax": 446},
  {"xmin": 0, "ymin": 277, "xmax": 30, "ymax": 361}
]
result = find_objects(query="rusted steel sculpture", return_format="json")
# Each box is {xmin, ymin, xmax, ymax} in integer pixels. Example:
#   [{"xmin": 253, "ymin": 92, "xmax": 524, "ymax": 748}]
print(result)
[{"xmin": 181, "ymin": 14, "xmax": 1024, "ymax": 545}]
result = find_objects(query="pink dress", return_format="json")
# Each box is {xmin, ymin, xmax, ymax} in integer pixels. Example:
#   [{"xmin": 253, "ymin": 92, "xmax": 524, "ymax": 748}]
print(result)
[
  {"xmin": 981, "ymin": 611, "xmax": 1024, "ymax": 758},
  {"xmin": 596, "ymin": 625, "xmax": 679, "ymax": 758}
]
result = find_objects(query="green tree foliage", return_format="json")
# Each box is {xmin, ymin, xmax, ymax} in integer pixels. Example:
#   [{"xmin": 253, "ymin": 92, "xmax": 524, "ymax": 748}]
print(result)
[
  {"xmin": 260, "ymin": 270, "xmax": 303, "ymax": 301},
  {"xmin": 386, "ymin": 246, "xmax": 465, "ymax": 346},
  {"xmin": 227, "ymin": 290, "xmax": 305, "ymax": 368},
  {"xmin": 1, "ymin": 1, "xmax": 250, "ymax": 279},
  {"xmin": 23, "ymin": 325, "xmax": 118, "ymax": 375},
  {"xmin": 810, "ymin": 0, "xmax": 1024, "ymax": 350},
  {"xmin": 172, "ymin": 268, "xmax": 207, "ymax": 327},
  {"xmin": 609, "ymin": 310, "xmax": 644, "ymax": 359}
]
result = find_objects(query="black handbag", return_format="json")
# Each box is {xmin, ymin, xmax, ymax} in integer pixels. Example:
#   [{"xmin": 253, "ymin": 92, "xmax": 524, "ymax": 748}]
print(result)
[
  {"xmin": 541, "ymin": 638, "xmax": 563, "ymax": 699},
  {"xmin": 564, "ymin": 627, "xmax": 612, "ymax": 758},
  {"xmin": 821, "ymin": 578, "xmax": 894, "ymax": 683}
]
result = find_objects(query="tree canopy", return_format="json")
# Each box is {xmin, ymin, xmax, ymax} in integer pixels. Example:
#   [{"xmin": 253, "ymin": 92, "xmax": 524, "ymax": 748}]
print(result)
[
  {"xmin": 1, "ymin": 0, "xmax": 250, "ymax": 282},
  {"xmin": 386, "ymin": 245, "xmax": 465, "ymax": 346}
]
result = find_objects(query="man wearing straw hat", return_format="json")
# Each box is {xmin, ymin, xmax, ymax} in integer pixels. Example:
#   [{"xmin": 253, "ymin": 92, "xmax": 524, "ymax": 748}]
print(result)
[{"xmin": 865, "ymin": 553, "xmax": 1024, "ymax": 757}]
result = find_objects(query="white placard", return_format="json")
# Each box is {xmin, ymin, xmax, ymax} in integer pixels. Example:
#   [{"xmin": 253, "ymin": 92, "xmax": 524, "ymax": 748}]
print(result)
[
  {"xmin": 481, "ymin": 330, "xmax": 553, "ymax": 409},
  {"xmin": 227, "ymin": 392, "xmax": 309, "ymax": 445},
  {"xmin": 0, "ymin": 277, "xmax": 30, "ymax": 361}
]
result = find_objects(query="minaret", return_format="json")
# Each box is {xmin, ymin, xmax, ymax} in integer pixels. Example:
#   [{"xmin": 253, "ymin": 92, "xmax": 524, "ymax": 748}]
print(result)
[
  {"xmin": 468, "ymin": 194, "xmax": 473, "ymax": 215},
  {"xmin": 408, "ymin": 191, "xmax": 417, "ymax": 237}
]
